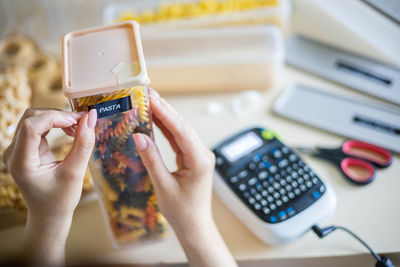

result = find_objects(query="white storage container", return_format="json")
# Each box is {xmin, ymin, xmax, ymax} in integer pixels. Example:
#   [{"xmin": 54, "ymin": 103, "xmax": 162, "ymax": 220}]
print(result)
[{"xmin": 142, "ymin": 25, "xmax": 284, "ymax": 94}]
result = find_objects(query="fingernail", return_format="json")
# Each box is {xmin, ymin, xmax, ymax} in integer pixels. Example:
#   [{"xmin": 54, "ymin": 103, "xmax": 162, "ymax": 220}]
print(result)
[
  {"xmin": 149, "ymin": 87, "xmax": 160, "ymax": 98},
  {"xmin": 67, "ymin": 117, "xmax": 77, "ymax": 125},
  {"xmin": 87, "ymin": 109, "xmax": 97, "ymax": 129},
  {"xmin": 150, "ymin": 96, "xmax": 160, "ymax": 105},
  {"xmin": 133, "ymin": 133, "xmax": 147, "ymax": 151}
]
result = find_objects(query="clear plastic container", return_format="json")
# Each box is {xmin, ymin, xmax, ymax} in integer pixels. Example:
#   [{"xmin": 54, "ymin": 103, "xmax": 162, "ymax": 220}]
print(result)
[
  {"xmin": 62, "ymin": 21, "xmax": 166, "ymax": 247},
  {"xmin": 142, "ymin": 25, "xmax": 284, "ymax": 94},
  {"xmin": 103, "ymin": 0, "xmax": 291, "ymax": 33}
]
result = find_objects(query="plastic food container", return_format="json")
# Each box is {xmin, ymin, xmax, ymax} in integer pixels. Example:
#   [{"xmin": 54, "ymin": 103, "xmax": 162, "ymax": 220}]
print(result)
[
  {"xmin": 62, "ymin": 21, "xmax": 166, "ymax": 247},
  {"xmin": 142, "ymin": 25, "xmax": 284, "ymax": 94},
  {"xmin": 103, "ymin": 0, "xmax": 291, "ymax": 33}
]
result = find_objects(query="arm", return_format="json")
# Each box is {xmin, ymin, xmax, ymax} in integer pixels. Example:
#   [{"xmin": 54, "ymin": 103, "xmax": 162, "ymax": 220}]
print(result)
[
  {"xmin": 3, "ymin": 108, "xmax": 97, "ymax": 266},
  {"xmin": 174, "ymin": 218, "xmax": 237, "ymax": 267},
  {"xmin": 133, "ymin": 89, "xmax": 237, "ymax": 267},
  {"xmin": 22, "ymin": 213, "xmax": 73, "ymax": 266}
]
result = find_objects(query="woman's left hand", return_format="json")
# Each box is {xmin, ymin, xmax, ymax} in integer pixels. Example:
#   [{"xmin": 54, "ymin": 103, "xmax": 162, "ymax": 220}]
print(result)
[{"xmin": 3, "ymin": 108, "xmax": 97, "ymax": 266}]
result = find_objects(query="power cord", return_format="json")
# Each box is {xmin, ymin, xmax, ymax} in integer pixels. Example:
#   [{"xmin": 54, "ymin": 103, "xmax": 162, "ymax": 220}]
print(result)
[{"xmin": 312, "ymin": 225, "xmax": 395, "ymax": 267}]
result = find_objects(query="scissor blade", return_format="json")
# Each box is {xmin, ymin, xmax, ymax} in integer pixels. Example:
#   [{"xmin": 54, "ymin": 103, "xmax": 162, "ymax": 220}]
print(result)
[{"xmin": 294, "ymin": 147, "xmax": 320, "ymax": 155}]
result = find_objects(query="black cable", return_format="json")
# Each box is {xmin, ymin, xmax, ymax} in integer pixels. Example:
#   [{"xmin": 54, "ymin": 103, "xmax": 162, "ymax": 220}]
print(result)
[
  {"xmin": 335, "ymin": 226, "xmax": 381, "ymax": 261},
  {"xmin": 311, "ymin": 225, "xmax": 395, "ymax": 267}
]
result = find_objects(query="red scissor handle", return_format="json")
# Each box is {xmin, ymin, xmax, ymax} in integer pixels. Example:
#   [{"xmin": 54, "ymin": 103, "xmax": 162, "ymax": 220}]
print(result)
[
  {"xmin": 342, "ymin": 140, "xmax": 392, "ymax": 168},
  {"xmin": 340, "ymin": 158, "xmax": 376, "ymax": 185}
]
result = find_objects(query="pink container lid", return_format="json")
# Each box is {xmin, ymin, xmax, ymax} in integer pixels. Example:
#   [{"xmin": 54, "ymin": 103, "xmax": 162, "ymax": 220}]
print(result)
[{"xmin": 62, "ymin": 21, "xmax": 150, "ymax": 99}]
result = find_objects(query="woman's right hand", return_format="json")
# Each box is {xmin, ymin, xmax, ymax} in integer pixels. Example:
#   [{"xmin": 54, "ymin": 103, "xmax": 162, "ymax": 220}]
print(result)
[{"xmin": 133, "ymin": 89, "xmax": 237, "ymax": 267}]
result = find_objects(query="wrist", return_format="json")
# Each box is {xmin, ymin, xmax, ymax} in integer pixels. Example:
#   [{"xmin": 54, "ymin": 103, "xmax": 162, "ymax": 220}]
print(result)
[
  {"xmin": 173, "ymin": 214, "xmax": 238, "ymax": 267},
  {"xmin": 21, "ymin": 211, "xmax": 73, "ymax": 266},
  {"xmin": 26, "ymin": 210, "xmax": 73, "ymax": 243},
  {"xmin": 173, "ymin": 213, "xmax": 217, "ymax": 245}
]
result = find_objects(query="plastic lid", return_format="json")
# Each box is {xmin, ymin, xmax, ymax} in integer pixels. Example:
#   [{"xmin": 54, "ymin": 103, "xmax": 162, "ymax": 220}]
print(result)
[{"xmin": 62, "ymin": 21, "xmax": 150, "ymax": 99}]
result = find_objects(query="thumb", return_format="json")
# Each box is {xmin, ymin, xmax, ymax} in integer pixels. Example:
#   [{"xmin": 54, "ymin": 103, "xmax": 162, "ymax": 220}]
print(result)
[
  {"xmin": 61, "ymin": 109, "xmax": 96, "ymax": 179},
  {"xmin": 133, "ymin": 133, "xmax": 171, "ymax": 190}
]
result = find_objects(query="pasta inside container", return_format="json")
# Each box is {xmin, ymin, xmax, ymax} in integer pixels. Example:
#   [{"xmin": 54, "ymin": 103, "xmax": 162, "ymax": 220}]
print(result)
[
  {"xmin": 103, "ymin": 0, "xmax": 291, "ymax": 32},
  {"xmin": 62, "ymin": 21, "xmax": 166, "ymax": 247}
]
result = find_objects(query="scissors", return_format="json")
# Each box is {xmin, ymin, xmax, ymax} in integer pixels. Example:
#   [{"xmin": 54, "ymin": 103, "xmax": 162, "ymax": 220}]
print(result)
[{"xmin": 296, "ymin": 140, "xmax": 392, "ymax": 185}]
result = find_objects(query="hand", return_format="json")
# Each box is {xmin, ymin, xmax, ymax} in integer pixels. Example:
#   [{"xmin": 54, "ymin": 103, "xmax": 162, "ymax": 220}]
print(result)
[
  {"xmin": 133, "ymin": 89, "xmax": 237, "ymax": 267},
  {"xmin": 3, "ymin": 108, "xmax": 97, "ymax": 266},
  {"xmin": 134, "ymin": 90, "xmax": 215, "ymax": 232}
]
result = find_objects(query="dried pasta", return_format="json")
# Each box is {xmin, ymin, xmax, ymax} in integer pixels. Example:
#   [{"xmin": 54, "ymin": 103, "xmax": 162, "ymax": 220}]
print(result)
[
  {"xmin": 115, "ymin": 0, "xmax": 279, "ymax": 24},
  {"xmin": 71, "ymin": 86, "xmax": 166, "ymax": 245},
  {"xmin": 0, "ymin": 174, "xmax": 26, "ymax": 212},
  {"xmin": 75, "ymin": 88, "xmax": 134, "ymax": 107}
]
